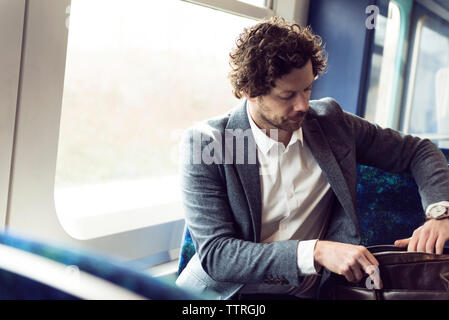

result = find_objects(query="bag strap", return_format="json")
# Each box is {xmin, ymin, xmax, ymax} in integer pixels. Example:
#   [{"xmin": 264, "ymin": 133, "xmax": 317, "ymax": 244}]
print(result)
[{"xmin": 373, "ymin": 289, "xmax": 383, "ymax": 300}]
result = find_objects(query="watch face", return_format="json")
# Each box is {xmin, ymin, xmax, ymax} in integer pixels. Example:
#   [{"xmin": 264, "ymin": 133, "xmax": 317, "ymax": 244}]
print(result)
[{"xmin": 431, "ymin": 205, "xmax": 448, "ymax": 218}]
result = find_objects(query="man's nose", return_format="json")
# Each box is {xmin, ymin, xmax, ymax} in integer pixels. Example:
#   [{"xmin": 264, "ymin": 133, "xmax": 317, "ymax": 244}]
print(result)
[{"xmin": 292, "ymin": 94, "xmax": 309, "ymax": 112}]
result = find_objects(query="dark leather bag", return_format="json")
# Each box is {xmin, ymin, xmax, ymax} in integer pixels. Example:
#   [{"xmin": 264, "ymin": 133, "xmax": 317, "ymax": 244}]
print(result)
[{"xmin": 330, "ymin": 245, "xmax": 449, "ymax": 300}]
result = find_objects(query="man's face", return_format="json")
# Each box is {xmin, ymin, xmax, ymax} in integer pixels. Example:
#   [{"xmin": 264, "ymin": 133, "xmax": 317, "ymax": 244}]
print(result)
[{"xmin": 248, "ymin": 59, "xmax": 314, "ymax": 133}]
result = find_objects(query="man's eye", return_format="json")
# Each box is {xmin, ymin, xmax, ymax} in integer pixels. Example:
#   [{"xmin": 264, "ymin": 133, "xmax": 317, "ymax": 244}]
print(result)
[{"xmin": 280, "ymin": 94, "xmax": 294, "ymax": 100}]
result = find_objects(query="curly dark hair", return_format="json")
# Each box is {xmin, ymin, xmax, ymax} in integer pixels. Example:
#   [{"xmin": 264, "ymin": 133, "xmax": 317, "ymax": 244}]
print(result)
[{"xmin": 229, "ymin": 16, "xmax": 327, "ymax": 99}]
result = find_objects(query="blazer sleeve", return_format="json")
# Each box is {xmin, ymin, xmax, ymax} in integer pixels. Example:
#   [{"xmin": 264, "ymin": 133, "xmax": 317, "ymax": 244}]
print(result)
[
  {"xmin": 179, "ymin": 127, "xmax": 302, "ymax": 286},
  {"xmin": 333, "ymin": 99, "xmax": 449, "ymax": 210}
]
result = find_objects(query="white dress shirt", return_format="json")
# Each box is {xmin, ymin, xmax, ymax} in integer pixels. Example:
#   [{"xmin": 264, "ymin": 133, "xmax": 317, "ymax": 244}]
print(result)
[{"xmin": 247, "ymin": 107, "xmax": 334, "ymax": 275}]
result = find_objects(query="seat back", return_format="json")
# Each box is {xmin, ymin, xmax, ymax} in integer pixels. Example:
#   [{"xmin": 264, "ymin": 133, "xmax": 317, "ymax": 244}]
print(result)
[
  {"xmin": 0, "ymin": 231, "xmax": 200, "ymax": 299},
  {"xmin": 177, "ymin": 148, "xmax": 449, "ymax": 275}
]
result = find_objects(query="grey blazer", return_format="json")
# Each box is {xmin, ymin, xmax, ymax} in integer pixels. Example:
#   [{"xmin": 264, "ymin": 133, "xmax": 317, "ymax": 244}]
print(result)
[{"xmin": 176, "ymin": 98, "xmax": 449, "ymax": 299}]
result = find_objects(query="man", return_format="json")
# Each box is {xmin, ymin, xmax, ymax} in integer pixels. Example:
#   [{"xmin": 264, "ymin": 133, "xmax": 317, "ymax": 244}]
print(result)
[{"xmin": 176, "ymin": 17, "xmax": 449, "ymax": 299}]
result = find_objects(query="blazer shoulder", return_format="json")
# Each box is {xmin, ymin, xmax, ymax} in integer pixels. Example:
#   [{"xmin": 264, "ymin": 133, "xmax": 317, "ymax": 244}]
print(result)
[
  {"xmin": 307, "ymin": 97, "xmax": 356, "ymax": 136},
  {"xmin": 184, "ymin": 108, "xmax": 235, "ymax": 140},
  {"xmin": 309, "ymin": 97, "xmax": 344, "ymax": 118}
]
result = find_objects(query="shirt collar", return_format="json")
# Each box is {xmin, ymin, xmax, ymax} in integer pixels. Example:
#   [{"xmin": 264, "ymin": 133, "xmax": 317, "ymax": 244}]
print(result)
[{"xmin": 246, "ymin": 103, "xmax": 303, "ymax": 155}]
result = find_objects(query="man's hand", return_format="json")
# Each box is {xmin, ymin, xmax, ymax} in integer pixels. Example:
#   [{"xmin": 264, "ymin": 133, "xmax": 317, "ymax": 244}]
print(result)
[
  {"xmin": 314, "ymin": 240, "xmax": 382, "ymax": 288},
  {"xmin": 394, "ymin": 218, "xmax": 449, "ymax": 254}
]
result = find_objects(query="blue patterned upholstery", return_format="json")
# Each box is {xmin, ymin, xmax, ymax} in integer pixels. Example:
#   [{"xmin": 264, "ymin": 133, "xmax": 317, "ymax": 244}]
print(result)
[
  {"xmin": 0, "ymin": 231, "xmax": 200, "ymax": 299},
  {"xmin": 358, "ymin": 147, "xmax": 449, "ymax": 246},
  {"xmin": 178, "ymin": 148, "xmax": 449, "ymax": 276},
  {"xmin": 177, "ymin": 225, "xmax": 196, "ymax": 276}
]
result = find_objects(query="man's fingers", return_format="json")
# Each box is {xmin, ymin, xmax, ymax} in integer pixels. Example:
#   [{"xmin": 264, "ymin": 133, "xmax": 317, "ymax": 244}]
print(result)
[
  {"xmin": 363, "ymin": 250, "xmax": 379, "ymax": 269},
  {"xmin": 356, "ymin": 248, "xmax": 384, "ymax": 290},
  {"xmin": 350, "ymin": 264, "xmax": 364, "ymax": 283},
  {"xmin": 394, "ymin": 238, "xmax": 410, "ymax": 248},
  {"xmin": 356, "ymin": 252, "xmax": 376, "ymax": 273},
  {"xmin": 355, "ymin": 248, "xmax": 383, "ymax": 288},
  {"xmin": 343, "ymin": 267, "xmax": 356, "ymax": 283},
  {"xmin": 436, "ymin": 237, "xmax": 446, "ymax": 255},
  {"xmin": 407, "ymin": 235, "xmax": 418, "ymax": 252},
  {"xmin": 417, "ymin": 230, "xmax": 430, "ymax": 252},
  {"xmin": 425, "ymin": 232, "xmax": 437, "ymax": 254},
  {"xmin": 351, "ymin": 247, "xmax": 378, "ymax": 273}
]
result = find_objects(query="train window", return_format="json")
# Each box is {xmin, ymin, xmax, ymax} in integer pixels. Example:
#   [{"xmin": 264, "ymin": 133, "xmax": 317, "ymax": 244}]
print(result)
[
  {"xmin": 55, "ymin": 0, "xmax": 256, "ymax": 239},
  {"xmin": 402, "ymin": 16, "xmax": 449, "ymax": 147},
  {"xmin": 364, "ymin": 13, "xmax": 388, "ymax": 121},
  {"xmin": 364, "ymin": 2, "xmax": 401, "ymax": 126}
]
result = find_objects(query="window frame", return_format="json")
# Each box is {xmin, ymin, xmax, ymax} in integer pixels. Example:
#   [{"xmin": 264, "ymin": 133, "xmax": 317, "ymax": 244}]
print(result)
[
  {"xmin": 0, "ymin": 0, "xmax": 26, "ymax": 229},
  {"xmin": 401, "ymin": 0, "xmax": 449, "ymax": 140},
  {"xmin": 182, "ymin": 0, "xmax": 310, "ymax": 26},
  {"xmin": 363, "ymin": 0, "xmax": 412, "ymax": 130},
  {"xmin": 366, "ymin": 3, "xmax": 402, "ymax": 127},
  {"xmin": 416, "ymin": 0, "xmax": 449, "ymax": 22},
  {"xmin": 402, "ymin": 11, "xmax": 449, "ymax": 140},
  {"xmin": 182, "ymin": 0, "xmax": 274, "ymax": 20},
  {"xmin": 401, "ymin": 15, "xmax": 427, "ymax": 134}
]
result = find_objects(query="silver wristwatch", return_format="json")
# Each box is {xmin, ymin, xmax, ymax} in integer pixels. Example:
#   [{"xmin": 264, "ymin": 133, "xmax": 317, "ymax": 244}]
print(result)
[{"xmin": 426, "ymin": 205, "xmax": 449, "ymax": 220}]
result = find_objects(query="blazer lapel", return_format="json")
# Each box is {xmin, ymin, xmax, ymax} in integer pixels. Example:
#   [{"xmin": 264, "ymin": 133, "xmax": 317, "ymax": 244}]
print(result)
[
  {"xmin": 302, "ymin": 116, "xmax": 358, "ymax": 228},
  {"xmin": 226, "ymin": 100, "xmax": 262, "ymax": 242}
]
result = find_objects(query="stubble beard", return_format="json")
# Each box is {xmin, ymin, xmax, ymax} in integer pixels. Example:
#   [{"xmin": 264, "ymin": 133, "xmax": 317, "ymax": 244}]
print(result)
[
  {"xmin": 258, "ymin": 103, "xmax": 305, "ymax": 134},
  {"xmin": 260, "ymin": 113, "xmax": 301, "ymax": 133}
]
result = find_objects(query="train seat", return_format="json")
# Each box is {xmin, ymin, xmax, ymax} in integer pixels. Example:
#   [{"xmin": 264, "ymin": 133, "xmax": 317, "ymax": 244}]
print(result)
[
  {"xmin": 177, "ymin": 148, "xmax": 449, "ymax": 275},
  {"xmin": 0, "ymin": 231, "xmax": 200, "ymax": 299}
]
